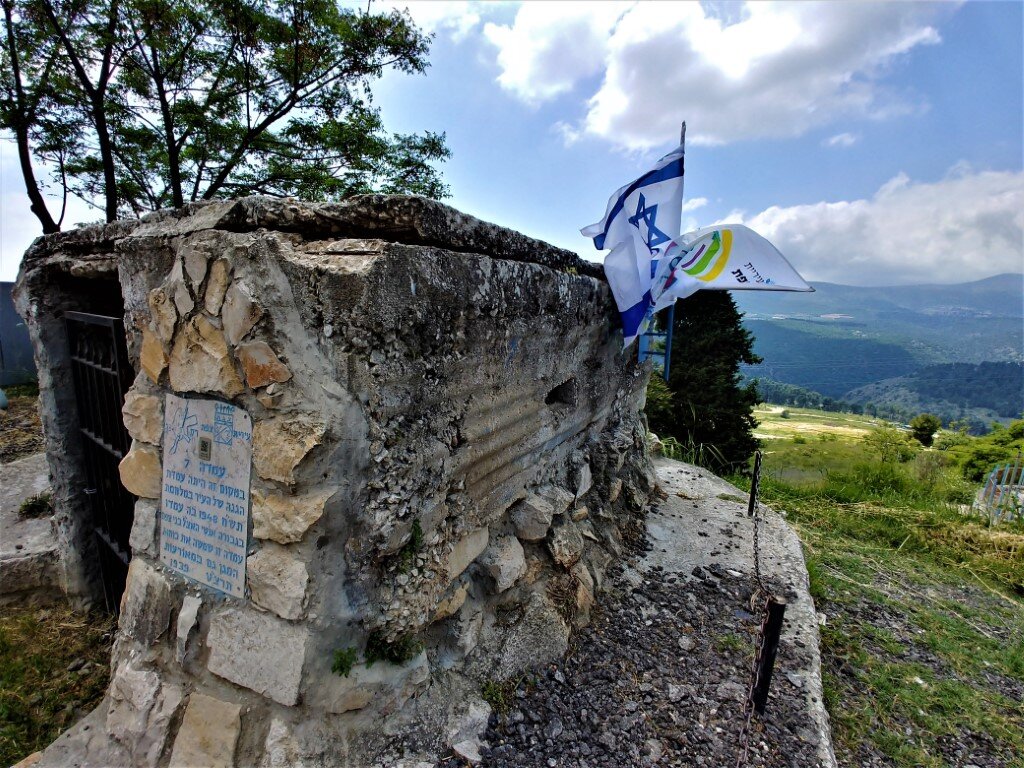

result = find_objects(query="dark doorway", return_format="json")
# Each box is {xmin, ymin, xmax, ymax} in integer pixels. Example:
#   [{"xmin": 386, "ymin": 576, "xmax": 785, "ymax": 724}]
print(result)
[{"xmin": 65, "ymin": 312, "xmax": 136, "ymax": 614}]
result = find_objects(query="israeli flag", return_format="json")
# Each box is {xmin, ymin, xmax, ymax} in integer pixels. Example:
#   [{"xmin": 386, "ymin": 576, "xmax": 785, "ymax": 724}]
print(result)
[{"xmin": 581, "ymin": 144, "xmax": 685, "ymax": 347}]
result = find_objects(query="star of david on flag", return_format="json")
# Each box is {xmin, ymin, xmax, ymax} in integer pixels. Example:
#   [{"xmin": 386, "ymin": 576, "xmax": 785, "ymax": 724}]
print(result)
[
  {"xmin": 581, "ymin": 143, "xmax": 685, "ymax": 347},
  {"xmin": 582, "ymin": 141, "xmax": 812, "ymax": 349}
]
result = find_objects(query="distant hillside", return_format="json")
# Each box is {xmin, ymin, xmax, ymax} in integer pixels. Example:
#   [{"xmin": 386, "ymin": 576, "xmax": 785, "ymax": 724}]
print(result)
[
  {"xmin": 844, "ymin": 362, "xmax": 1024, "ymax": 427},
  {"xmin": 740, "ymin": 320, "xmax": 919, "ymax": 398},
  {"xmin": 736, "ymin": 274, "xmax": 1024, "ymax": 399}
]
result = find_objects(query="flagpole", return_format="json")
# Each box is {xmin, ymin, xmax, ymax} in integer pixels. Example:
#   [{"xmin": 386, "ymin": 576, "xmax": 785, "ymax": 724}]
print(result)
[{"xmin": 662, "ymin": 122, "xmax": 686, "ymax": 381}]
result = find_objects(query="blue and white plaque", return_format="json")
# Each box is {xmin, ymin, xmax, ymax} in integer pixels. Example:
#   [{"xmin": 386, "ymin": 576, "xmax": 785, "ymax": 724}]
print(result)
[{"xmin": 159, "ymin": 394, "xmax": 253, "ymax": 598}]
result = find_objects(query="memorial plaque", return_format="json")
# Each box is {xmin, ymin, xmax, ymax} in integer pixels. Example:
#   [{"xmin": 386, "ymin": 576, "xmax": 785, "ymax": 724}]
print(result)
[{"xmin": 160, "ymin": 394, "xmax": 253, "ymax": 598}]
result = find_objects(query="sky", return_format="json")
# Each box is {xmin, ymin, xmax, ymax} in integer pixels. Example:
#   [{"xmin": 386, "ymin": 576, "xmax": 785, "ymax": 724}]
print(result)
[{"xmin": 1, "ymin": 0, "xmax": 1022, "ymax": 286}]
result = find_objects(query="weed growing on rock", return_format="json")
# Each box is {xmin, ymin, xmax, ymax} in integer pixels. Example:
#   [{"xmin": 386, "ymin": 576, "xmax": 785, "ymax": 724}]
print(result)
[
  {"xmin": 713, "ymin": 632, "xmax": 746, "ymax": 654},
  {"xmin": 365, "ymin": 630, "xmax": 421, "ymax": 667},
  {"xmin": 481, "ymin": 677, "xmax": 525, "ymax": 716},
  {"xmin": 17, "ymin": 492, "xmax": 52, "ymax": 519},
  {"xmin": 331, "ymin": 646, "xmax": 359, "ymax": 678}
]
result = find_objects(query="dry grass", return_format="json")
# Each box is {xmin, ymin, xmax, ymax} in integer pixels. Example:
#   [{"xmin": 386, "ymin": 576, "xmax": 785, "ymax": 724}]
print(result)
[
  {"xmin": 0, "ymin": 395, "xmax": 44, "ymax": 464},
  {"xmin": 0, "ymin": 604, "xmax": 115, "ymax": 766}
]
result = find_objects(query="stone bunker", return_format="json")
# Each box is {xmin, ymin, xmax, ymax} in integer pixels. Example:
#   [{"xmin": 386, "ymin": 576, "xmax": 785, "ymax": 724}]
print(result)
[{"xmin": 14, "ymin": 195, "xmax": 655, "ymax": 766}]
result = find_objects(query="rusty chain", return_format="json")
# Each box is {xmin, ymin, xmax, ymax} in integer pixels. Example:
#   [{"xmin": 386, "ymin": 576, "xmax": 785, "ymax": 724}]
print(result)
[{"xmin": 736, "ymin": 451, "xmax": 770, "ymax": 767}]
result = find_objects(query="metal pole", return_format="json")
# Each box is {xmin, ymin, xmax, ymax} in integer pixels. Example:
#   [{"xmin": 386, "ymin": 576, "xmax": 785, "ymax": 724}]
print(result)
[
  {"xmin": 751, "ymin": 596, "xmax": 787, "ymax": 714},
  {"xmin": 747, "ymin": 450, "xmax": 762, "ymax": 517},
  {"xmin": 663, "ymin": 303, "xmax": 675, "ymax": 381}
]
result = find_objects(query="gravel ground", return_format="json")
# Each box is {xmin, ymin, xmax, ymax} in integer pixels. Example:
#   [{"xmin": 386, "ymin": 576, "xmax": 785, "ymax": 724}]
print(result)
[
  {"xmin": 0, "ymin": 395, "xmax": 44, "ymax": 464},
  {"xmin": 439, "ymin": 486, "xmax": 830, "ymax": 768}
]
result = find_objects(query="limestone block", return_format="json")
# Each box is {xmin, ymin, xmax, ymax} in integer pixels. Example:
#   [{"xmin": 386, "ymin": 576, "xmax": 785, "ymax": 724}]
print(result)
[
  {"xmin": 456, "ymin": 609, "xmax": 484, "ymax": 657},
  {"xmin": 168, "ymin": 316, "xmax": 244, "ymax": 397},
  {"xmin": 106, "ymin": 661, "xmax": 156, "ymax": 742},
  {"xmin": 147, "ymin": 287, "xmax": 177, "ymax": 344},
  {"xmin": 253, "ymin": 416, "xmax": 326, "ymax": 485},
  {"xmin": 444, "ymin": 527, "xmax": 489, "ymax": 581},
  {"xmin": 183, "ymin": 247, "xmax": 209, "ymax": 288},
  {"xmin": 478, "ymin": 536, "xmax": 526, "ymax": 593},
  {"xmin": 259, "ymin": 718, "xmax": 307, "ymax": 768},
  {"xmin": 497, "ymin": 593, "xmax": 569, "ymax": 678},
  {"xmin": 247, "ymin": 543, "xmax": 308, "ymax": 621},
  {"xmin": 176, "ymin": 594, "xmax": 202, "ymax": 663},
  {"xmin": 119, "ymin": 441, "xmax": 162, "ymax": 499},
  {"xmin": 251, "ymin": 488, "xmax": 335, "ymax": 544},
  {"xmin": 122, "ymin": 391, "xmax": 164, "ymax": 445},
  {"xmin": 118, "ymin": 558, "xmax": 173, "ymax": 646},
  {"xmin": 237, "ymin": 341, "xmax": 292, "ymax": 389},
  {"xmin": 129, "ymin": 498, "xmax": 159, "ymax": 557},
  {"xmin": 205, "ymin": 258, "xmax": 231, "ymax": 315},
  {"xmin": 107, "ymin": 659, "xmax": 184, "ymax": 766},
  {"xmin": 510, "ymin": 485, "xmax": 572, "ymax": 542},
  {"xmin": 433, "ymin": 581, "xmax": 469, "ymax": 621},
  {"xmin": 222, "ymin": 281, "xmax": 263, "ymax": 345},
  {"xmin": 536, "ymin": 485, "xmax": 575, "ymax": 514},
  {"xmin": 140, "ymin": 328, "xmax": 167, "ymax": 384},
  {"xmin": 571, "ymin": 560, "xmax": 595, "ymax": 616},
  {"xmin": 168, "ymin": 693, "xmax": 241, "ymax": 768},
  {"xmin": 173, "ymin": 281, "xmax": 194, "ymax": 317},
  {"xmin": 207, "ymin": 608, "xmax": 308, "ymax": 705},
  {"xmin": 574, "ymin": 463, "xmax": 593, "ymax": 500},
  {"xmin": 321, "ymin": 651, "xmax": 429, "ymax": 714},
  {"xmin": 608, "ymin": 478, "xmax": 623, "ymax": 503},
  {"xmin": 547, "ymin": 517, "xmax": 584, "ymax": 568}
]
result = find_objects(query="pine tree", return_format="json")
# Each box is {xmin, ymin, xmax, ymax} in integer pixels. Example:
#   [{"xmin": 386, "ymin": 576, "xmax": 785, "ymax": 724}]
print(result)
[{"xmin": 646, "ymin": 291, "xmax": 761, "ymax": 474}]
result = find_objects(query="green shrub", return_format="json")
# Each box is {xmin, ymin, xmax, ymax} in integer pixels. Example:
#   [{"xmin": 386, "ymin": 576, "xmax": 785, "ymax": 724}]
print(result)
[
  {"xmin": 644, "ymin": 374, "xmax": 674, "ymax": 435},
  {"xmin": 364, "ymin": 630, "xmax": 422, "ymax": 667},
  {"xmin": 331, "ymin": 646, "xmax": 359, "ymax": 677},
  {"xmin": 865, "ymin": 426, "xmax": 918, "ymax": 464}
]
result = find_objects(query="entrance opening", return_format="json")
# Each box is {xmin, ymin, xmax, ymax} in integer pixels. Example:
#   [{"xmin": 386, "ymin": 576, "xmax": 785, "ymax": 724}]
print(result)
[{"xmin": 61, "ymin": 279, "xmax": 135, "ymax": 614}]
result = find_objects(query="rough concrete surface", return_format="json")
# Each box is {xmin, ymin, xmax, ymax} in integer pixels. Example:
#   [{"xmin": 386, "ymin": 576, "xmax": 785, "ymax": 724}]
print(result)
[
  {"xmin": 0, "ymin": 452, "xmax": 60, "ymax": 602},
  {"xmin": 644, "ymin": 458, "xmax": 838, "ymax": 768}
]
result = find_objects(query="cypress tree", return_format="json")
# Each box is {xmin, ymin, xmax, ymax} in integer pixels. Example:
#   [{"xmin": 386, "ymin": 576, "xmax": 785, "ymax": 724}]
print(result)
[{"xmin": 646, "ymin": 291, "xmax": 761, "ymax": 474}]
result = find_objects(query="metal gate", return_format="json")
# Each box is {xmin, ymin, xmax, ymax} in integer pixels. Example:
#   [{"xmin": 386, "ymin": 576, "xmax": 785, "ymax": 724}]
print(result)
[{"xmin": 65, "ymin": 311, "xmax": 136, "ymax": 613}]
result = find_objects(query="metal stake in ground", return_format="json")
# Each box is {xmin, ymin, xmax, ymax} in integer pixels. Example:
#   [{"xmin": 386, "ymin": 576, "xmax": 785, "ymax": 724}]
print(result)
[{"xmin": 750, "ymin": 596, "xmax": 787, "ymax": 714}]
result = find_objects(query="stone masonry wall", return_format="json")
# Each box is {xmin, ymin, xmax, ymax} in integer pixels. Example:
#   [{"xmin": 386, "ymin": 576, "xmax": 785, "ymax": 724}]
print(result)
[{"xmin": 15, "ymin": 196, "xmax": 654, "ymax": 767}]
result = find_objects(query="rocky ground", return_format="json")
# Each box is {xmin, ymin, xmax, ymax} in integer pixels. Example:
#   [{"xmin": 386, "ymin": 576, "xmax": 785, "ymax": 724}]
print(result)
[
  {"xmin": 438, "ymin": 461, "xmax": 834, "ymax": 768},
  {"xmin": 0, "ymin": 393, "xmax": 44, "ymax": 464}
]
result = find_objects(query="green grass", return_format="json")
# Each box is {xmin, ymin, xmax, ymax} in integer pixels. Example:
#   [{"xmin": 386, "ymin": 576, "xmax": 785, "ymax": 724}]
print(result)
[
  {"xmin": 0, "ymin": 606, "xmax": 114, "ymax": 767},
  {"xmin": 740, "ymin": 404, "xmax": 1024, "ymax": 767}
]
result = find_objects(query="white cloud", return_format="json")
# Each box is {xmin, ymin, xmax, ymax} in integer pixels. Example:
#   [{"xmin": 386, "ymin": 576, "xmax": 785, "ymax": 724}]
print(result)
[
  {"xmin": 824, "ymin": 132, "xmax": 859, "ymax": 148},
  {"xmin": 483, "ymin": 2, "xmax": 954, "ymax": 148},
  {"xmin": 733, "ymin": 167, "xmax": 1024, "ymax": 286},
  {"xmin": 381, "ymin": 1, "xmax": 490, "ymax": 42},
  {"xmin": 483, "ymin": 3, "xmax": 630, "ymax": 105},
  {"xmin": 681, "ymin": 196, "xmax": 708, "ymax": 212}
]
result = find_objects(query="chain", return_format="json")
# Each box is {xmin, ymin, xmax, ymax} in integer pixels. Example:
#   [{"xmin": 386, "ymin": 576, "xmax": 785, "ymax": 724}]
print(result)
[{"xmin": 737, "ymin": 452, "xmax": 770, "ymax": 767}]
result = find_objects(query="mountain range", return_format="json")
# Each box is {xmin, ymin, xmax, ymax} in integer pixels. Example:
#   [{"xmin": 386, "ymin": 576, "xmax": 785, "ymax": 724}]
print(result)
[{"xmin": 733, "ymin": 274, "xmax": 1024, "ymax": 426}]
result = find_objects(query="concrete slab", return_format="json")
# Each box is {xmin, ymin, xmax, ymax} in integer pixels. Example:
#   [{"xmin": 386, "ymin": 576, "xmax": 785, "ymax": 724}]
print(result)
[
  {"xmin": 644, "ymin": 458, "xmax": 838, "ymax": 768},
  {"xmin": 0, "ymin": 452, "xmax": 60, "ymax": 601}
]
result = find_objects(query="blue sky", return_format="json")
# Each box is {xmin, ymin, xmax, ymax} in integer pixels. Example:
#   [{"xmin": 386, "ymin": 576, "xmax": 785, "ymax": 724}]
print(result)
[{"xmin": 2, "ymin": 1, "xmax": 1022, "ymax": 285}]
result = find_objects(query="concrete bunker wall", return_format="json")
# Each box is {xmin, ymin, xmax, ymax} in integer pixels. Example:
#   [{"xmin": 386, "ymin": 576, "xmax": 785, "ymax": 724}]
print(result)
[{"xmin": 15, "ymin": 195, "xmax": 654, "ymax": 766}]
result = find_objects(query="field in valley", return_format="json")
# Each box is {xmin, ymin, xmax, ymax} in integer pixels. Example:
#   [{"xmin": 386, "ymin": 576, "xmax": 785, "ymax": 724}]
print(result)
[{"xmin": 738, "ymin": 406, "xmax": 1024, "ymax": 767}]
